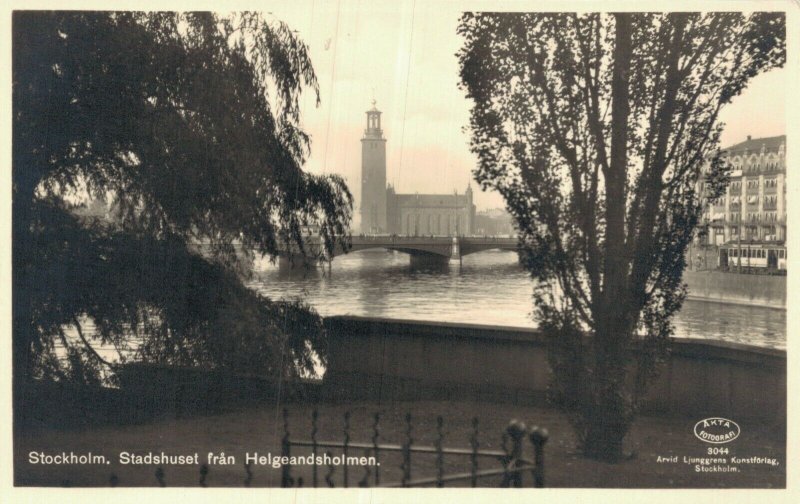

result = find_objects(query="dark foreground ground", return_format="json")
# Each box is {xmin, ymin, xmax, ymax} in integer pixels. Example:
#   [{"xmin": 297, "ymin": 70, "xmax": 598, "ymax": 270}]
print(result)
[{"xmin": 15, "ymin": 399, "xmax": 785, "ymax": 488}]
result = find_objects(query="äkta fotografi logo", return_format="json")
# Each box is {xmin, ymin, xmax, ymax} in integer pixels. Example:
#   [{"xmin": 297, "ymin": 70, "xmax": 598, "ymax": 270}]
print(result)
[{"xmin": 693, "ymin": 418, "xmax": 740, "ymax": 444}]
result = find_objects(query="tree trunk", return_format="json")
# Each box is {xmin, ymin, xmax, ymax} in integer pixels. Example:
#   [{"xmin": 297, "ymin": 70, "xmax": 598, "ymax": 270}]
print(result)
[
  {"xmin": 580, "ymin": 13, "xmax": 635, "ymax": 463},
  {"xmin": 582, "ymin": 416, "xmax": 630, "ymax": 462},
  {"xmin": 582, "ymin": 318, "xmax": 634, "ymax": 462}
]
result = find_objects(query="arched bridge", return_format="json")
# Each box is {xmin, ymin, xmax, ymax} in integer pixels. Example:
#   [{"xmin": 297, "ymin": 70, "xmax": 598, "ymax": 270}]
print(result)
[
  {"xmin": 194, "ymin": 236, "xmax": 518, "ymax": 267},
  {"xmin": 287, "ymin": 235, "xmax": 518, "ymax": 263}
]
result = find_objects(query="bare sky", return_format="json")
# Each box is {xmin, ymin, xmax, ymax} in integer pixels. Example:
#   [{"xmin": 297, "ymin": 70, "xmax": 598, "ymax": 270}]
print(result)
[{"xmin": 271, "ymin": 2, "xmax": 786, "ymax": 212}]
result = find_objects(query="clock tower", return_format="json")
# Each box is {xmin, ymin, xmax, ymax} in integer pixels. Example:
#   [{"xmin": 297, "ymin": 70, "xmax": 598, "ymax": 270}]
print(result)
[{"xmin": 360, "ymin": 100, "xmax": 387, "ymax": 233}]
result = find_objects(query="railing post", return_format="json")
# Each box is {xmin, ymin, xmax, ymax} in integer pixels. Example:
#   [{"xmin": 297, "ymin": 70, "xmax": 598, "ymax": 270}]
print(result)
[
  {"xmin": 199, "ymin": 464, "xmax": 208, "ymax": 487},
  {"xmin": 311, "ymin": 409, "xmax": 318, "ymax": 488},
  {"xmin": 401, "ymin": 413, "xmax": 413, "ymax": 487},
  {"xmin": 244, "ymin": 462, "xmax": 253, "ymax": 487},
  {"xmin": 155, "ymin": 467, "xmax": 165, "ymax": 487},
  {"xmin": 372, "ymin": 412, "xmax": 381, "ymax": 486},
  {"xmin": 343, "ymin": 411, "xmax": 351, "ymax": 487},
  {"xmin": 281, "ymin": 408, "xmax": 293, "ymax": 488},
  {"xmin": 470, "ymin": 417, "xmax": 479, "ymax": 488},
  {"xmin": 325, "ymin": 450, "xmax": 336, "ymax": 487},
  {"xmin": 359, "ymin": 449, "xmax": 373, "ymax": 487},
  {"xmin": 530, "ymin": 427, "xmax": 549, "ymax": 488},
  {"xmin": 502, "ymin": 420, "xmax": 526, "ymax": 488},
  {"xmin": 435, "ymin": 416, "xmax": 444, "ymax": 487}
]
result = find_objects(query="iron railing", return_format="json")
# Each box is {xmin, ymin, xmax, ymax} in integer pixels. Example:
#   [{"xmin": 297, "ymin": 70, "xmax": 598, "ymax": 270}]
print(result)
[{"xmin": 280, "ymin": 408, "xmax": 548, "ymax": 488}]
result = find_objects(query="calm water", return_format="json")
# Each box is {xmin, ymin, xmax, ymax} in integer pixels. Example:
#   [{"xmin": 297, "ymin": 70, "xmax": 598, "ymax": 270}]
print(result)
[{"xmin": 248, "ymin": 249, "xmax": 786, "ymax": 350}]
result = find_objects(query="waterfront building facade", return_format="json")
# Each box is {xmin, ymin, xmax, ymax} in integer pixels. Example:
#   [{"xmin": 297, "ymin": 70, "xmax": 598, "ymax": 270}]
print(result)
[
  {"xmin": 699, "ymin": 134, "xmax": 786, "ymax": 246},
  {"xmin": 474, "ymin": 208, "xmax": 515, "ymax": 236},
  {"xmin": 360, "ymin": 103, "xmax": 476, "ymax": 235}
]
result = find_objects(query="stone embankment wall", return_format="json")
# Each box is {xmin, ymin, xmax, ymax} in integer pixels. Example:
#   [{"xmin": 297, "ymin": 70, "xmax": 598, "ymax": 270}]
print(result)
[
  {"xmin": 683, "ymin": 270, "xmax": 785, "ymax": 307},
  {"xmin": 323, "ymin": 316, "xmax": 785, "ymax": 424}
]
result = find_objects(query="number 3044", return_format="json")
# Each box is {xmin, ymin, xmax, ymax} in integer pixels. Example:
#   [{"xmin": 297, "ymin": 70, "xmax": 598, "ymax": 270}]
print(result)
[{"xmin": 708, "ymin": 447, "xmax": 729, "ymax": 455}]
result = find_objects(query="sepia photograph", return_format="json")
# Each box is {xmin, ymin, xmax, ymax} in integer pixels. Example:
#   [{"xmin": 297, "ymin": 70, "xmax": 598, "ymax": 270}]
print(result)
[{"xmin": 5, "ymin": 0, "xmax": 793, "ymax": 497}]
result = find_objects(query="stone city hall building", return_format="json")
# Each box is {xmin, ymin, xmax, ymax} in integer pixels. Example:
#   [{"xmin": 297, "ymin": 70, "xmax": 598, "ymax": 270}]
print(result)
[
  {"xmin": 699, "ymin": 134, "xmax": 786, "ymax": 246},
  {"xmin": 359, "ymin": 102, "xmax": 476, "ymax": 235}
]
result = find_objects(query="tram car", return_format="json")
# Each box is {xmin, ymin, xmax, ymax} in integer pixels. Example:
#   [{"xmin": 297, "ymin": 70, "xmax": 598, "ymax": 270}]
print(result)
[{"xmin": 718, "ymin": 242, "xmax": 787, "ymax": 272}]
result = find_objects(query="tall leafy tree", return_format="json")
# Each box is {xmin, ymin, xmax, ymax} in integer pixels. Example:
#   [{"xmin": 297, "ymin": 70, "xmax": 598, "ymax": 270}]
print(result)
[
  {"xmin": 13, "ymin": 12, "xmax": 352, "ymax": 400},
  {"xmin": 458, "ymin": 12, "xmax": 784, "ymax": 461}
]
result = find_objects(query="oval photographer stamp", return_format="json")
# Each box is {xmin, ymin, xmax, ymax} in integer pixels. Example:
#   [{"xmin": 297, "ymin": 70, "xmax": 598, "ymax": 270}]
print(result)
[{"xmin": 693, "ymin": 418, "xmax": 741, "ymax": 444}]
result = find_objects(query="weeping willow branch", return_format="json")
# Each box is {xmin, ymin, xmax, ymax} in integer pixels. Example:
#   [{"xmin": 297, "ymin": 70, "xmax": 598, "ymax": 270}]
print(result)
[{"xmin": 72, "ymin": 316, "xmax": 115, "ymax": 369}]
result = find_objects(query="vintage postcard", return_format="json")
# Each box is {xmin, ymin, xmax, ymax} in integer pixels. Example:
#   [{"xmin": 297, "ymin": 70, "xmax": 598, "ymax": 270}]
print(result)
[{"xmin": 2, "ymin": 0, "xmax": 797, "ymax": 502}]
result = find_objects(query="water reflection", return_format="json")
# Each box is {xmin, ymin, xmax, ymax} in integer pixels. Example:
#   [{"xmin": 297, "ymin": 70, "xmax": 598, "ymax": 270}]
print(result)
[{"xmin": 248, "ymin": 249, "xmax": 786, "ymax": 349}]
